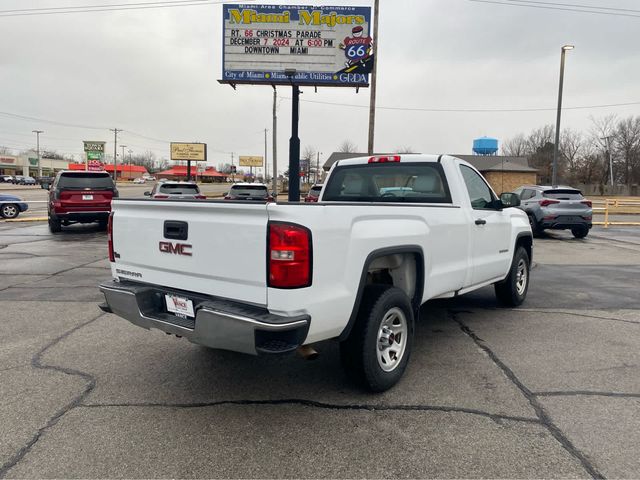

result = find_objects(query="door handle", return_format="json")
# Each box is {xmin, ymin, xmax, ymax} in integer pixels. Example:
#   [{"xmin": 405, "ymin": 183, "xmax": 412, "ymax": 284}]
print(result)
[{"xmin": 475, "ymin": 219, "xmax": 487, "ymax": 226}]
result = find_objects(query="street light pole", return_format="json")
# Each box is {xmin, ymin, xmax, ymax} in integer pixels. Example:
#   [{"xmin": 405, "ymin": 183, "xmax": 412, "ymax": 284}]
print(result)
[
  {"xmin": 121, "ymin": 145, "xmax": 127, "ymax": 179},
  {"xmin": 110, "ymin": 128, "xmax": 122, "ymax": 182},
  {"xmin": 367, "ymin": 0, "xmax": 380, "ymax": 155},
  {"xmin": 32, "ymin": 130, "xmax": 44, "ymax": 177},
  {"xmin": 552, "ymin": 45, "xmax": 574, "ymax": 188}
]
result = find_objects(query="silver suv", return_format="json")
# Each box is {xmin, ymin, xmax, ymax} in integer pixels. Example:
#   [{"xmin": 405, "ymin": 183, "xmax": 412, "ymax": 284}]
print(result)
[
  {"xmin": 514, "ymin": 185, "xmax": 592, "ymax": 238},
  {"xmin": 144, "ymin": 181, "xmax": 206, "ymax": 200}
]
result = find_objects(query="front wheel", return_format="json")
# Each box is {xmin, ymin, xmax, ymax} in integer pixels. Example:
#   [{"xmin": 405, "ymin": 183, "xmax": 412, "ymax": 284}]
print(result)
[
  {"xmin": 1, "ymin": 203, "xmax": 20, "ymax": 219},
  {"xmin": 340, "ymin": 285, "xmax": 414, "ymax": 392},
  {"xmin": 495, "ymin": 246, "xmax": 530, "ymax": 307}
]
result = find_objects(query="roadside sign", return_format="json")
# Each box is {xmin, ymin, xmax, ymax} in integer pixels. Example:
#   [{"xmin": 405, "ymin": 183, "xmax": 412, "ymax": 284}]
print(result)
[
  {"xmin": 220, "ymin": 4, "xmax": 373, "ymax": 87},
  {"xmin": 170, "ymin": 143, "xmax": 207, "ymax": 162},
  {"xmin": 83, "ymin": 141, "xmax": 105, "ymax": 153},
  {"xmin": 239, "ymin": 156, "xmax": 264, "ymax": 167}
]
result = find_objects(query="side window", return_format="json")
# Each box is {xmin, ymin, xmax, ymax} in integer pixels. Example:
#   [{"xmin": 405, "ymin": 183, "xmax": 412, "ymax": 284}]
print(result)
[
  {"xmin": 520, "ymin": 189, "xmax": 534, "ymax": 200},
  {"xmin": 460, "ymin": 165, "xmax": 494, "ymax": 210}
]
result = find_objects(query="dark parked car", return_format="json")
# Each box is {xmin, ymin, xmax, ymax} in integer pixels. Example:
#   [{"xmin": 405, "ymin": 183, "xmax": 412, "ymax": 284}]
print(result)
[
  {"xmin": 47, "ymin": 171, "xmax": 118, "ymax": 232},
  {"xmin": 0, "ymin": 194, "xmax": 29, "ymax": 219},
  {"xmin": 514, "ymin": 185, "xmax": 592, "ymax": 238}
]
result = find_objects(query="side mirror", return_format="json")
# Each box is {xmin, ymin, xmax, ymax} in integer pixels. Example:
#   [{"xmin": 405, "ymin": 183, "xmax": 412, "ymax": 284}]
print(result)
[
  {"xmin": 144, "ymin": 191, "xmax": 151, "ymax": 196},
  {"xmin": 500, "ymin": 192, "xmax": 521, "ymax": 208}
]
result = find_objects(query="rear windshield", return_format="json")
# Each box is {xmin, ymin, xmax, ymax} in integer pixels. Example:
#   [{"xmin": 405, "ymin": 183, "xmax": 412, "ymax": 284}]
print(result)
[
  {"xmin": 309, "ymin": 186, "xmax": 323, "ymax": 197},
  {"xmin": 58, "ymin": 173, "xmax": 114, "ymax": 190},
  {"xmin": 543, "ymin": 189, "xmax": 583, "ymax": 200},
  {"xmin": 323, "ymin": 163, "xmax": 452, "ymax": 203},
  {"xmin": 230, "ymin": 185, "xmax": 268, "ymax": 196},
  {"xmin": 159, "ymin": 184, "xmax": 200, "ymax": 194}
]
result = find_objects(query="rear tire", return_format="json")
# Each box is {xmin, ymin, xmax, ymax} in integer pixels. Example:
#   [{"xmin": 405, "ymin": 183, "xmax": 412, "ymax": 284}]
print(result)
[
  {"xmin": 1, "ymin": 203, "xmax": 20, "ymax": 219},
  {"xmin": 48, "ymin": 215, "xmax": 62, "ymax": 233},
  {"xmin": 571, "ymin": 226, "xmax": 588, "ymax": 239},
  {"xmin": 495, "ymin": 246, "xmax": 530, "ymax": 307},
  {"xmin": 340, "ymin": 285, "xmax": 414, "ymax": 392}
]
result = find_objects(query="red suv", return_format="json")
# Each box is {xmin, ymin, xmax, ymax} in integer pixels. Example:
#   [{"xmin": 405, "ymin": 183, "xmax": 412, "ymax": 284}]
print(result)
[{"xmin": 47, "ymin": 171, "xmax": 118, "ymax": 233}]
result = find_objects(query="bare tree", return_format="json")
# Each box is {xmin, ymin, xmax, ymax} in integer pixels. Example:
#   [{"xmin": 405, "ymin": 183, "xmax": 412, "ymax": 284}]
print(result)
[
  {"xmin": 0, "ymin": 146, "xmax": 13, "ymax": 155},
  {"xmin": 560, "ymin": 129, "xmax": 583, "ymax": 181},
  {"xmin": 502, "ymin": 134, "xmax": 528, "ymax": 157},
  {"xmin": 615, "ymin": 116, "xmax": 640, "ymax": 187},
  {"xmin": 338, "ymin": 140, "xmax": 358, "ymax": 153},
  {"xmin": 395, "ymin": 146, "xmax": 415, "ymax": 154}
]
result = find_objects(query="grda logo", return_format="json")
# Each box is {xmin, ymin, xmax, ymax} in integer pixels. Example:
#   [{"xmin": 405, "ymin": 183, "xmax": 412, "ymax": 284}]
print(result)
[{"xmin": 159, "ymin": 242, "xmax": 192, "ymax": 256}]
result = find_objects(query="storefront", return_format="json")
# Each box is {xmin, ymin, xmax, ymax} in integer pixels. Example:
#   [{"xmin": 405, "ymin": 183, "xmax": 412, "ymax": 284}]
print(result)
[{"xmin": 0, "ymin": 156, "xmax": 19, "ymax": 175}]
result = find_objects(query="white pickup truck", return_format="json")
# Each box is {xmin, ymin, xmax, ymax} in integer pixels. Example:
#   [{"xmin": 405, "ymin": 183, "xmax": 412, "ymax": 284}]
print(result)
[{"xmin": 100, "ymin": 154, "xmax": 532, "ymax": 391}]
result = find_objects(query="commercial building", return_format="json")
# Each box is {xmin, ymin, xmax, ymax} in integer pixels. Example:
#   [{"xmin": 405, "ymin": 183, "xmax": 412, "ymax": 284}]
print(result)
[{"xmin": 0, "ymin": 153, "xmax": 68, "ymax": 177}]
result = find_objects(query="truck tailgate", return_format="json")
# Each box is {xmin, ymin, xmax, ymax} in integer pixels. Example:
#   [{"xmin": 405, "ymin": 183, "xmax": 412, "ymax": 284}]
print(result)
[{"xmin": 111, "ymin": 200, "xmax": 269, "ymax": 305}]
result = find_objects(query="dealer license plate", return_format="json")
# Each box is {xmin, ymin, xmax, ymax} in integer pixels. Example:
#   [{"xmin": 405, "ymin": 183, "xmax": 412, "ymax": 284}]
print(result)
[
  {"xmin": 82, "ymin": 194, "xmax": 93, "ymax": 200},
  {"xmin": 165, "ymin": 294, "xmax": 195, "ymax": 318}
]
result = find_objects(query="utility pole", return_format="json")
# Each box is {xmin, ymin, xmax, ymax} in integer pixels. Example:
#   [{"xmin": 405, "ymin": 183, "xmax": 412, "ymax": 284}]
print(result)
[
  {"xmin": 231, "ymin": 152, "xmax": 235, "ymax": 183},
  {"xmin": 367, "ymin": 0, "xmax": 380, "ymax": 155},
  {"xmin": 110, "ymin": 128, "xmax": 122, "ymax": 181},
  {"xmin": 272, "ymin": 87, "xmax": 278, "ymax": 196},
  {"xmin": 120, "ymin": 145, "xmax": 127, "ymax": 179},
  {"xmin": 602, "ymin": 136, "xmax": 614, "ymax": 187},
  {"xmin": 316, "ymin": 152, "xmax": 321, "ymax": 184},
  {"xmin": 32, "ymin": 130, "xmax": 44, "ymax": 177}
]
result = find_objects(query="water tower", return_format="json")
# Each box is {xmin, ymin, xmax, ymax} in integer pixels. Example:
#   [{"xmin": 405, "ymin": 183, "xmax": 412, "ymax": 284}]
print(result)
[{"xmin": 473, "ymin": 137, "xmax": 499, "ymax": 156}]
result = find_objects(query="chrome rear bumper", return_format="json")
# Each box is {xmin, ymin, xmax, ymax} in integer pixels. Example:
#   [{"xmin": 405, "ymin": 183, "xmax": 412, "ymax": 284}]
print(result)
[{"xmin": 99, "ymin": 280, "xmax": 310, "ymax": 355}]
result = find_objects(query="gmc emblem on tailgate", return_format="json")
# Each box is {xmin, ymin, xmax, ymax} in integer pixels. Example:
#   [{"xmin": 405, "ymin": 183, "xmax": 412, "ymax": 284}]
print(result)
[{"xmin": 159, "ymin": 241, "xmax": 192, "ymax": 256}]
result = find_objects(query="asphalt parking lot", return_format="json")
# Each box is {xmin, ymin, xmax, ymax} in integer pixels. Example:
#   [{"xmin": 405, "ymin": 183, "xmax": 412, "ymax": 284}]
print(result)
[{"xmin": 0, "ymin": 220, "xmax": 638, "ymax": 479}]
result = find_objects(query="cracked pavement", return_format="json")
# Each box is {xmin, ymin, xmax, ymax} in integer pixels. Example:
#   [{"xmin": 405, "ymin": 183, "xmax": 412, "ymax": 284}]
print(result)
[{"xmin": 0, "ymin": 222, "xmax": 638, "ymax": 478}]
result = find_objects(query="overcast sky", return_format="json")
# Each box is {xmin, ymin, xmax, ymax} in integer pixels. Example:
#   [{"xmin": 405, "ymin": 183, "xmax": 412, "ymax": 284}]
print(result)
[{"xmin": 0, "ymin": 0, "xmax": 638, "ymax": 172}]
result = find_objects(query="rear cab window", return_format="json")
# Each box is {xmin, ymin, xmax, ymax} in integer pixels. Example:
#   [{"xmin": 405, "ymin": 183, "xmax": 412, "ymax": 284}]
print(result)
[
  {"xmin": 159, "ymin": 184, "xmax": 200, "ymax": 195},
  {"xmin": 322, "ymin": 163, "xmax": 452, "ymax": 203},
  {"xmin": 230, "ymin": 185, "xmax": 268, "ymax": 197},
  {"xmin": 542, "ymin": 189, "xmax": 584, "ymax": 200},
  {"xmin": 57, "ymin": 172, "xmax": 115, "ymax": 190}
]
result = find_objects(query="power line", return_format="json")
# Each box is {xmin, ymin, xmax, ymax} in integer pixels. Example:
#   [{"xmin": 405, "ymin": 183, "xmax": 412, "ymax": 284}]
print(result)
[
  {"xmin": 0, "ymin": 0, "xmax": 257, "ymax": 18},
  {"xmin": 507, "ymin": 0, "xmax": 640, "ymax": 14},
  {"xmin": 468, "ymin": 0, "xmax": 640, "ymax": 18},
  {"xmin": 283, "ymin": 97, "xmax": 640, "ymax": 113}
]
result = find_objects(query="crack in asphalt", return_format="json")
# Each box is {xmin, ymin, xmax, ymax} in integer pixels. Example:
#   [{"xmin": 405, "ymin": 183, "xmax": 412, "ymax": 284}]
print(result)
[
  {"xmin": 0, "ymin": 313, "xmax": 105, "ymax": 479},
  {"xmin": 79, "ymin": 400, "xmax": 541, "ymax": 425},
  {"xmin": 534, "ymin": 391, "xmax": 640, "ymax": 399},
  {"xmin": 450, "ymin": 311, "xmax": 606, "ymax": 480},
  {"xmin": 516, "ymin": 309, "xmax": 640, "ymax": 326}
]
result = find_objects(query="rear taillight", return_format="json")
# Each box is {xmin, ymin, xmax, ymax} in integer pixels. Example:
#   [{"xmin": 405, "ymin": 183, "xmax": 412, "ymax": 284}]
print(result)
[
  {"xmin": 581, "ymin": 200, "xmax": 592, "ymax": 208},
  {"xmin": 224, "ymin": 196, "xmax": 231, "ymax": 200},
  {"xmin": 369, "ymin": 155, "xmax": 401, "ymax": 163},
  {"xmin": 539, "ymin": 199, "xmax": 560, "ymax": 207},
  {"xmin": 107, "ymin": 212, "xmax": 115, "ymax": 262},
  {"xmin": 154, "ymin": 194, "xmax": 169, "ymax": 199},
  {"xmin": 267, "ymin": 196, "xmax": 275, "ymax": 202},
  {"xmin": 195, "ymin": 195, "xmax": 207, "ymax": 200},
  {"xmin": 268, "ymin": 222, "xmax": 312, "ymax": 289}
]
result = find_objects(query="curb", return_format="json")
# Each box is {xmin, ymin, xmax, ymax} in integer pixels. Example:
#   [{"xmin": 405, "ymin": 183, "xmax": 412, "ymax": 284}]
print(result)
[{"xmin": 3, "ymin": 217, "xmax": 48, "ymax": 223}]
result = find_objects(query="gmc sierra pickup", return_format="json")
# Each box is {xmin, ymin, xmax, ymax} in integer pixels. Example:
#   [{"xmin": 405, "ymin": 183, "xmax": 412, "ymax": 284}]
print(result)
[{"xmin": 100, "ymin": 154, "xmax": 532, "ymax": 391}]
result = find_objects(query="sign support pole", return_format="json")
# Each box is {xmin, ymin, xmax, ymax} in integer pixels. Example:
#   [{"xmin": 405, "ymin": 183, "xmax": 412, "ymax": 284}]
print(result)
[
  {"xmin": 288, "ymin": 84, "xmax": 301, "ymax": 202},
  {"xmin": 187, "ymin": 160, "xmax": 192, "ymax": 181}
]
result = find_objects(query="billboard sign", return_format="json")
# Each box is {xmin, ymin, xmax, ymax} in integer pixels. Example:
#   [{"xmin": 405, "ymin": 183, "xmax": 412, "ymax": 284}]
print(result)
[
  {"xmin": 83, "ymin": 141, "xmax": 105, "ymax": 153},
  {"xmin": 239, "ymin": 156, "xmax": 264, "ymax": 167},
  {"xmin": 221, "ymin": 4, "xmax": 373, "ymax": 87},
  {"xmin": 171, "ymin": 143, "xmax": 207, "ymax": 162},
  {"xmin": 87, "ymin": 160, "xmax": 105, "ymax": 171}
]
